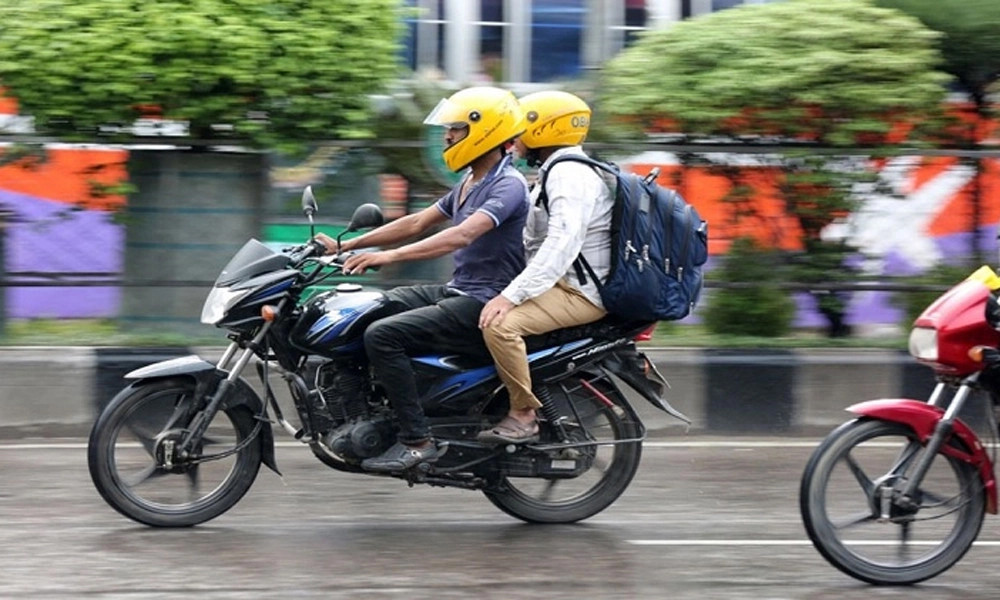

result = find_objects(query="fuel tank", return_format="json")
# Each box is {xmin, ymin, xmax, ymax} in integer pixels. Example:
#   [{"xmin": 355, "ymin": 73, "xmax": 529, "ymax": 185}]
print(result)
[{"xmin": 288, "ymin": 284, "xmax": 393, "ymax": 357}]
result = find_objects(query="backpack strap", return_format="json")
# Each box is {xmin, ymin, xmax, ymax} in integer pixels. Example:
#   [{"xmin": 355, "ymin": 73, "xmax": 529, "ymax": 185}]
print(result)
[{"xmin": 536, "ymin": 154, "xmax": 617, "ymax": 288}]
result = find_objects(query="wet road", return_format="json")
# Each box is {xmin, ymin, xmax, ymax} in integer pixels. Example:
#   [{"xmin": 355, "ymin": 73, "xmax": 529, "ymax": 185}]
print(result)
[{"xmin": 2, "ymin": 437, "xmax": 998, "ymax": 599}]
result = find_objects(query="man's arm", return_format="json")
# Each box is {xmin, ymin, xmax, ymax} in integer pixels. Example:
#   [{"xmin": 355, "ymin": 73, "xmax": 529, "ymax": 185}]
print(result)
[
  {"xmin": 500, "ymin": 164, "xmax": 596, "ymax": 305},
  {"xmin": 341, "ymin": 211, "xmax": 495, "ymax": 274},
  {"xmin": 316, "ymin": 204, "xmax": 448, "ymax": 254}
]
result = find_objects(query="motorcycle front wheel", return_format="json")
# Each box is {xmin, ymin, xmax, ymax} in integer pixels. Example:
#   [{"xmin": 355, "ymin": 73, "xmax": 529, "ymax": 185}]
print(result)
[
  {"xmin": 88, "ymin": 377, "xmax": 263, "ymax": 527},
  {"xmin": 800, "ymin": 418, "xmax": 985, "ymax": 585},
  {"xmin": 484, "ymin": 378, "xmax": 642, "ymax": 524}
]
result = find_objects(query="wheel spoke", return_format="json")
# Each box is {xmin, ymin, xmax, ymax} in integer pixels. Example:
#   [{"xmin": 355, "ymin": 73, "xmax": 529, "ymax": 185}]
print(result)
[
  {"xmin": 539, "ymin": 479, "xmax": 558, "ymax": 502},
  {"xmin": 832, "ymin": 510, "xmax": 877, "ymax": 531},
  {"xmin": 121, "ymin": 463, "xmax": 163, "ymax": 488},
  {"xmin": 897, "ymin": 521, "xmax": 913, "ymax": 562},
  {"xmin": 186, "ymin": 465, "xmax": 201, "ymax": 501},
  {"xmin": 591, "ymin": 456, "xmax": 610, "ymax": 474},
  {"xmin": 844, "ymin": 451, "xmax": 875, "ymax": 497},
  {"xmin": 889, "ymin": 442, "xmax": 921, "ymax": 475}
]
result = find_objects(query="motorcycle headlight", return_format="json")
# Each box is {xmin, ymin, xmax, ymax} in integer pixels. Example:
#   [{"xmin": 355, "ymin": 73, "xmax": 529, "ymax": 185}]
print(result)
[
  {"xmin": 908, "ymin": 327, "xmax": 938, "ymax": 362},
  {"xmin": 201, "ymin": 286, "xmax": 252, "ymax": 325}
]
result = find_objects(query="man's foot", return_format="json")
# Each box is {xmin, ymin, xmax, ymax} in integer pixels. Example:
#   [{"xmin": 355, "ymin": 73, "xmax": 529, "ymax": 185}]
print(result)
[
  {"xmin": 476, "ymin": 415, "xmax": 540, "ymax": 445},
  {"xmin": 361, "ymin": 441, "xmax": 439, "ymax": 473}
]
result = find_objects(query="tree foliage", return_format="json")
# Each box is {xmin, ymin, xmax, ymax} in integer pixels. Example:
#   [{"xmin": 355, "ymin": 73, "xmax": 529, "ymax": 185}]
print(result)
[
  {"xmin": 0, "ymin": 0, "xmax": 402, "ymax": 151},
  {"xmin": 599, "ymin": 0, "xmax": 949, "ymax": 145},
  {"xmin": 877, "ymin": 0, "xmax": 1000, "ymax": 108}
]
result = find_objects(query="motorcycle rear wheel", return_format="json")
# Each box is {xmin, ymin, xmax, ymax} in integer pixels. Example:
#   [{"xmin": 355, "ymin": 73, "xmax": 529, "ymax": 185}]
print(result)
[
  {"xmin": 484, "ymin": 379, "xmax": 642, "ymax": 524},
  {"xmin": 800, "ymin": 418, "xmax": 985, "ymax": 585},
  {"xmin": 88, "ymin": 377, "xmax": 263, "ymax": 527}
]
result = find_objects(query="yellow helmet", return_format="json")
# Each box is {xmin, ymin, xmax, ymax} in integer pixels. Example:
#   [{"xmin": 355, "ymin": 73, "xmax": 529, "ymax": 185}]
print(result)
[
  {"xmin": 518, "ymin": 91, "xmax": 591, "ymax": 149},
  {"xmin": 423, "ymin": 86, "xmax": 526, "ymax": 172}
]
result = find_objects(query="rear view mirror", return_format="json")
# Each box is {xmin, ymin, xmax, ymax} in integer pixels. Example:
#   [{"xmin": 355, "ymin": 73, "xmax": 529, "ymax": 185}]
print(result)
[
  {"xmin": 301, "ymin": 186, "xmax": 318, "ymax": 218},
  {"xmin": 347, "ymin": 203, "xmax": 384, "ymax": 232}
]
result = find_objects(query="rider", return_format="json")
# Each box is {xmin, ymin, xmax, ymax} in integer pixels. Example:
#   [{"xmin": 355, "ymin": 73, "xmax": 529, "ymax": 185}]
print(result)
[
  {"xmin": 315, "ymin": 86, "xmax": 529, "ymax": 472},
  {"xmin": 477, "ymin": 90, "xmax": 614, "ymax": 444}
]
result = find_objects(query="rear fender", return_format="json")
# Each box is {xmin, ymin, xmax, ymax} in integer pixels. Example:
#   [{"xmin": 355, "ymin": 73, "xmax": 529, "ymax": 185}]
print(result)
[
  {"xmin": 124, "ymin": 355, "xmax": 278, "ymax": 474},
  {"xmin": 848, "ymin": 399, "xmax": 996, "ymax": 514},
  {"xmin": 599, "ymin": 350, "xmax": 692, "ymax": 426}
]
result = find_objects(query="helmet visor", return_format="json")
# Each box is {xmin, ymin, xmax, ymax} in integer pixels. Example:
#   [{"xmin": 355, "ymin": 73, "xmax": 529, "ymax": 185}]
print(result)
[{"xmin": 423, "ymin": 97, "xmax": 473, "ymax": 129}]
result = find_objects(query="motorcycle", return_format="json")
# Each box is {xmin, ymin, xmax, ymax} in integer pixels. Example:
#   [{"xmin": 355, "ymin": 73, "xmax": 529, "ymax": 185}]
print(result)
[
  {"xmin": 800, "ymin": 265, "xmax": 1000, "ymax": 584},
  {"xmin": 88, "ymin": 186, "xmax": 690, "ymax": 528}
]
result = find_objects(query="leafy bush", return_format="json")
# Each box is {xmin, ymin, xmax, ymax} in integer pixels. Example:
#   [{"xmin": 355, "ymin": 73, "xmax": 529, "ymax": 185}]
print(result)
[
  {"xmin": 0, "ymin": 1, "xmax": 402, "ymax": 152},
  {"xmin": 703, "ymin": 238, "xmax": 796, "ymax": 337}
]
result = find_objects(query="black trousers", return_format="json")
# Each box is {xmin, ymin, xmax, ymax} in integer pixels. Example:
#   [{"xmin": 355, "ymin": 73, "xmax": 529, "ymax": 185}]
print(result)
[{"xmin": 364, "ymin": 284, "xmax": 487, "ymax": 444}]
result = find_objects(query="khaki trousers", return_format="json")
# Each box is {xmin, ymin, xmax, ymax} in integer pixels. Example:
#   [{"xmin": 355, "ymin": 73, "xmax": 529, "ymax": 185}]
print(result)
[{"xmin": 483, "ymin": 280, "xmax": 606, "ymax": 411}]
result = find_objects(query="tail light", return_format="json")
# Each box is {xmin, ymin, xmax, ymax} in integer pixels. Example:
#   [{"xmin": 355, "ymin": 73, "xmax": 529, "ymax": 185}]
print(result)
[{"xmin": 634, "ymin": 324, "xmax": 656, "ymax": 342}]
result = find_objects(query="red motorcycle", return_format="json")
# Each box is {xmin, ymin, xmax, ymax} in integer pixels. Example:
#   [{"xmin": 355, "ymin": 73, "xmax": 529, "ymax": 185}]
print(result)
[{"xmin": 800, "ymin": 266, "xmax": 1000, "ymax": 584}]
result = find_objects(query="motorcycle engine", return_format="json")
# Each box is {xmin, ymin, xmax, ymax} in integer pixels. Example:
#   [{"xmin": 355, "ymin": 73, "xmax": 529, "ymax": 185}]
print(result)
[
  {"xmin": 316, "ymin": 359, "xmax": 372, "ymax": 423},
  {"xmin": 324, "ymin": 415, "xmax": 394, "ymax": 460},
  {"xmin": 315, "ymin": 359, "xmax": 394, "ymax": 460}
]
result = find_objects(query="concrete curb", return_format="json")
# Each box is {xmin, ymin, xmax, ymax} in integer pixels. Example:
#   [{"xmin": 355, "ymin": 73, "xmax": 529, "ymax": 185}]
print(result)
[{"xmin": 0, "ymin": 346, "xmax": 938, "ymax": 439}]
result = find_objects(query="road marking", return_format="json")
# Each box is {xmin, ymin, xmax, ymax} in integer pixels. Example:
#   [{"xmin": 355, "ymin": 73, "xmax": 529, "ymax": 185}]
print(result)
[
  {"xmin": 0, "ymin": 440, "xmax": 827, "ymax": 450},
  {"xmin": 628, "ymin": 540, "xmax": 1000, "ymax": 547},
  {"xmin": 643, "ymin": 441, "xmax": 822, "ymax": 448}
]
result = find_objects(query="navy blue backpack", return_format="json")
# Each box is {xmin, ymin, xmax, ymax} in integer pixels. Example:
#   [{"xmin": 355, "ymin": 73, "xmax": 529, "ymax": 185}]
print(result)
[{"xmin": 539, "ymin": 155, "xmax": 709, "ymax": 322}]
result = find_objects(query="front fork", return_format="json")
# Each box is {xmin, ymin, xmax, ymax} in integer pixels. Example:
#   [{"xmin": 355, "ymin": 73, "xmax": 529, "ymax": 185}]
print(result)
[
  {"xmin": 177, "ymin": 321, "xmax": 272, "ymax": 460},
  {"xmin": 897, "ymin": 383, "xmax": 971, "ymax": 506}
]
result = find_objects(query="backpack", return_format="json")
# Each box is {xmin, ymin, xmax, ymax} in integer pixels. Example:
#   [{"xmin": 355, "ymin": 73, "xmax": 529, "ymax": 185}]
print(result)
[{"xmin": 538, "ymin": 154, "xmax": 709, "ymax": 322}]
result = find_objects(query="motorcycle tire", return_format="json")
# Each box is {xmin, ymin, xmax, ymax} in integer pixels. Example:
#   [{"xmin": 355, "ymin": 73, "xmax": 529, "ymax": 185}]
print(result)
[
  {"xmin": 800, "ymin": 418, "xmax": 985, "ymax": 585},
  {"xmin": 484, "ymin": 379, "xmax": 642, "ymax": 524},
  {"xmin": 88, "ymin": 377, "xmax": 263, "ymax": 527}
]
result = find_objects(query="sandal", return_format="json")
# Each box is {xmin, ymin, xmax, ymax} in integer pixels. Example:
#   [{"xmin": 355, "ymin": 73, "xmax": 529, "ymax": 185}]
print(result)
[
  {"xmin": 476, "ymin": 415, "xmax": 540, "ymax": 445},
  {"xmin": 361, "ymin": 441, "xmax": 439, "ymax": 473}
]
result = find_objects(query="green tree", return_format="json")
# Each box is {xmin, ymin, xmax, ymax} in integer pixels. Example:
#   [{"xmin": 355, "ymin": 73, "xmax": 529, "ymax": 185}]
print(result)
[
  {"xmin": 597, "ymin": 0, "xmax": 950, "ymax": 336},
  {"xmin": 0, "ymin": 0, "xmax": 402, "ymax": 151},
  {"xmin": 877, "ymin": 0, "xmax": 1000, "ymax": 263},
  {"xmin": 599, "ymin": 0, "xmax": 947, "ymax": 144}
]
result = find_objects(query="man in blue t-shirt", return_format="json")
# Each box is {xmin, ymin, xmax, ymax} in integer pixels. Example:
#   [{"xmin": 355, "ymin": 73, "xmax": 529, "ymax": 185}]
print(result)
[{"xmin": 315, "ymin": 86, "xmax": 529, "ymax": 472}]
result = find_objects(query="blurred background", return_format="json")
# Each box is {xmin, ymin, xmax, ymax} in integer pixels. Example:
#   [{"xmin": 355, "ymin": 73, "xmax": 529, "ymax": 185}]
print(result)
[{"xmin": 0, "ymin": 0, "xmax": 997, "ymax": 345}]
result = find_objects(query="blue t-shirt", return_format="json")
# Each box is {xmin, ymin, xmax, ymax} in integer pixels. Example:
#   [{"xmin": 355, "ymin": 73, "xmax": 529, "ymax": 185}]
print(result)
[{"xmin": 435, "ymin": 155, "xmax": 529, "ymax": 303}]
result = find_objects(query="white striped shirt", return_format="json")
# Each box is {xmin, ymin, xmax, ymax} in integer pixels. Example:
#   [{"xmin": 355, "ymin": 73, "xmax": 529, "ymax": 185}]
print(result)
[{"xmin": 500, "ymin": 146, "xmax": 613, "ymax": 308}]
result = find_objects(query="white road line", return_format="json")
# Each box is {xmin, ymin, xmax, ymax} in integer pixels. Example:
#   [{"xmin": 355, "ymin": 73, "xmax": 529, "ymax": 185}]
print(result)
[
  {"xmin": 627, "ymin": 540, "xmax": 1000, "ymax": 547},
  {"xmin": 643, "ymin": 441, "xmax": 822, "ymax": 448}
]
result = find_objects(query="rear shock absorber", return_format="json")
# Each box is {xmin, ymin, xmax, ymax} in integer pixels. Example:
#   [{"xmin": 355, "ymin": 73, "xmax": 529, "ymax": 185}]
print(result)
[{"xmin": 534, "ymin": 384, "xmax": 569, "ymax": 441}]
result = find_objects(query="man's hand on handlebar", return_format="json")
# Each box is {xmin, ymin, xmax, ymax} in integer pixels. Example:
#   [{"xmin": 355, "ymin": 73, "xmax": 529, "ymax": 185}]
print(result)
[
  {"xmin": 342, "ymin": 249, "xmax": 394, "ymax": 275},
  {"xmin": 313, "ymin": 232, "xmax": 337, "ymax": 255}
]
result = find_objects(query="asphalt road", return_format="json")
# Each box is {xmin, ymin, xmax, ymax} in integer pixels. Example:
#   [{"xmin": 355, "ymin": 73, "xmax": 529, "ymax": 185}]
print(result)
[{"xmin": 2, "ymin": 436, "xmax": 998, "ymax": 599}]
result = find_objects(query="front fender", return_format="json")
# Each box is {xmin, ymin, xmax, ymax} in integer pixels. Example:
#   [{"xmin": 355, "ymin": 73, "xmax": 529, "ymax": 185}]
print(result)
[
  {"xmin": 124, "ymin": 355, "xmax": 278, "ymax": 475},
  {"xmin": 848, "ymin": 399, "xmax": 997, "ymax": 514}
]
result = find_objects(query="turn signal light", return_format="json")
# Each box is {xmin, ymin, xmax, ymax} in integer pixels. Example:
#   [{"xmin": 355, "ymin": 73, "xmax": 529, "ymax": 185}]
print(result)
[
  {"xmin": 968, "ymin": 346, "xmax": 989, "ymax": 363},
  {"xmin": 261, "ymin": 305, "xmax": 278, "ymax": 322}
]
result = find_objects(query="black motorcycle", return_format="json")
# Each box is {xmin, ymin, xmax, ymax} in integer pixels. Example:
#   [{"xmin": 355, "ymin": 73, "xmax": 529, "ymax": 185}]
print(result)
[{"xmin": 88, "ymin": 187, "xmax": 690, "ymax": 527}]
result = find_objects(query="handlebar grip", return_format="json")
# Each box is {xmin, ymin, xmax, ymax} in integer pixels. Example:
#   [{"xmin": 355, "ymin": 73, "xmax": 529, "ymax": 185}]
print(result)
[{"xmin": 309, "ymin": 239, "xmax": 328, "ymax": 257}]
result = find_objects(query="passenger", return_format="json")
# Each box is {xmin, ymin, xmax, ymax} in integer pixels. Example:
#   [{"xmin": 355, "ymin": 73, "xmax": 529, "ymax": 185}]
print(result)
[
  {"xmin": 315, "ymin": 86, "xmax": 529, "ymax": 472},
  {"xmin": 477, "ymin": 91, "xmax": 613, "ymax": 444}
]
